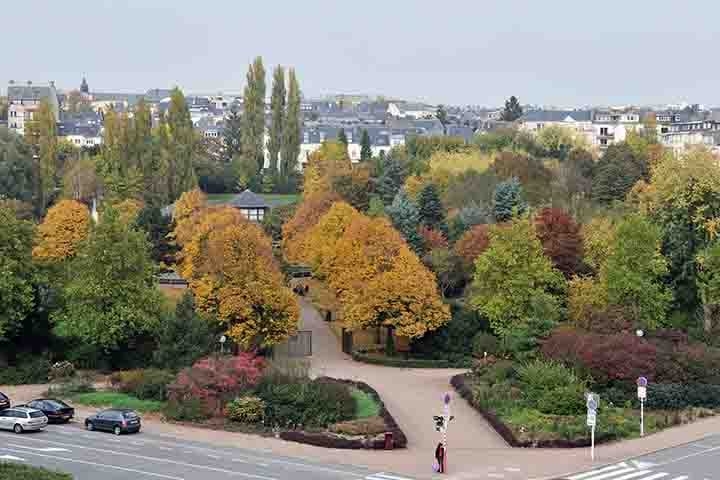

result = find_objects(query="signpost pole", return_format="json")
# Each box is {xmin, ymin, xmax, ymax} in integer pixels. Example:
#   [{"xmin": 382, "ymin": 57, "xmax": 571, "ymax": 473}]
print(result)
[
  {"xmin": 637, "ymin": 377, "xmax": 648, "ymax": 438},
  {"xmin": 640, "ymin": 399, "xmax": 644, "ymax": 437},
  {"xmin": 586, "ymin": 393, "xmax": 599, "ymax": 462},
  {"xmin": 591, "ymin": 425, "xmax": 595, "ymax": 461},
  {"xmin": 443, "ymin": 393, "xmax": 451, "ymax": 473}
]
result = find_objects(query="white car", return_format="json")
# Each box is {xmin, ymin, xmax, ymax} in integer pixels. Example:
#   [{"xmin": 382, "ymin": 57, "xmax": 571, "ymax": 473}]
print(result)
[{"xmin": 0, "ymin": 407, "xmax": 48, "ymax": 433}]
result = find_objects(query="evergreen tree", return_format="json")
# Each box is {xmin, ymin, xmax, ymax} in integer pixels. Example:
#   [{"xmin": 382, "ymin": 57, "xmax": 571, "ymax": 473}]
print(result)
[
  {"xmin": 153, "ymin": 291, "xmax": 213, "ymax": 369},
  {"xmin": 281, "ymin": 68, "xmax": 302, "ymax": 190},
  {"xmin": 338, "ymin": 128, "xmax": 348, "ymax": 146},
  {"xmin": 417, "ymin": 183, "xmax": 447, "ymax": 232},
  {"xmin": 25, "ymin": 99, "xmax": 58, "ymax": 212},
  {"xmin": 267, "ymin": 65, "xmax": 286, "ymax": 174},
  {"xmin": 360, "ymin": 129, "xmax": 372, "ymax": 161},
  {"xmin": 375, "ymin": 157, "xmax": 407, "ymax": 204},
  {"xmin": 387, "ymin": 190, "xmax": 423, "ymax": 253},
  {"xmin": 223, "ymin": 104, "xmax": 242, "ymax": 162},
  {"xmin": 241, "ymin": 56, "xmax": 267, "ymax": 174},
  {"xmin": 501, "ymin": 95, "xmax": 523, "ymax": 122},
  {"xmin": 166, "ymin": 87, "xmax": 197, "ymax": 201},
  {"xmin": 493, "ymin": 177, "xmax": 527, "ymax": 222},
  {"xmin": 436, "ymin": 105, "xmax": 448, "ymax": 135}
]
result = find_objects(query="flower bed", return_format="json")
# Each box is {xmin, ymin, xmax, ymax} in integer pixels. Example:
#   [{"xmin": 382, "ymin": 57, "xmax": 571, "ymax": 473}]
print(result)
[{"xmin": 352, "ymin": 350, "xmax": 470, "ymax": 369}]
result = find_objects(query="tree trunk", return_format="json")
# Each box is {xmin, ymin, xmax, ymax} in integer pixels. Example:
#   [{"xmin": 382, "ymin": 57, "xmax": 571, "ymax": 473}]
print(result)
[{"xmin": 704, "ymin": 303, "xmax": 715, "ymax": 333}]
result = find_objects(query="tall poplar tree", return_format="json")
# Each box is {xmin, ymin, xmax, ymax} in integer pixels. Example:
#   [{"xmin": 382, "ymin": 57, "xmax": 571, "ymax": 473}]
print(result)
[
  {"xmin": 267, "ymin": 65, "xmax": 286, "ymax": 175},
  {"xmin": 166, "ymin": 87, "xmax": 197, "ymax": 201},
  {"xmin": 338, "ymin": 128, "xmax": 348, "ymax": 146},
  {"xmin": 281, "ymin": 68, "xmax": 301, "ymax": 190},
  {"xmin": 241, "ymin": 56, "xmax": 267, "ymax": 174},
  {"xmin": 360, "ymin": 129, "xmax": 372, "ymax": 161},
  {"xmin": 223, "ymin": 104, "xmax": 242, "ymax": 163},
  {"xmin": 25, "ymin": 99, "xmax": 58, "ymax": 212}
]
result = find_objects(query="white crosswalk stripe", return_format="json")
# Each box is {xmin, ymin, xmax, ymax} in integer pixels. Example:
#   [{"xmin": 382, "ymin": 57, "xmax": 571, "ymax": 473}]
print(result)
[
  {"xmin": 566, "ymin": 464, "xmax": 694, "ymax": 480},
  {"xmin": 366, "ymin": 473, "xmax": 416, "ymax": 480}
]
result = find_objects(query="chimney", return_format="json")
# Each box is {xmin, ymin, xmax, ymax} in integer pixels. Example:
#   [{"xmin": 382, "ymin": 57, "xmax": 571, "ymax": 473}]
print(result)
[
  {"xmin": 8, "ymin": 79, "xmax": 14, "ymax": 85},
  {"xmin": 27, "ymin": 80, "xmax": 32, "ymax": 86},
  {"xmin": 49, "ymin": 80, "xmax": 55, "ymax": 88}
]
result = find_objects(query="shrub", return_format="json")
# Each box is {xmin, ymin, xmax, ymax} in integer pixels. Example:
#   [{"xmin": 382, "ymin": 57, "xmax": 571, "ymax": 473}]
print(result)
[
  {"xmin": 647, "ymin": 383, "xmax": 720, "ymax": 410},
  {"xmin": 350, "ymin": 387, "xmax": 380, "ymax": 418},
  {"xmin": 45, "ymin": 375, "xmax": 96, "ymax": 397},
  {"xmin": 330, "ymin": 416, "xmax": 387, "ymax": 436},
  {"xmin": 516, "ymin": 360, "xmax": 586, "ymax": 415},
  {"xmin": 49, "ymin": 361, "xmax": 75, "ymax": 381},
  {"xmin": 0, "ymin": 463, "xmax": 72, "ymax": 480},
  {"xmin": 472, "ymin": 332, "xmax": 499, "ymax": 358},
  {"xmin": 163, "ymin": 397, "xmax": 208, "ymax": 422},
  {"xmin": 110, "ymin": 369, "xmax": 175, "ymax": 401},
  {"xmin": 167, "ymin": 354, "xmax": 265, "ymax": 416},
  {"xmin": 225, "ymin": 396, "xmax": 266, "ymax": 423},
  {"xmin": 0, "ymin": 358, "xmax": 50, "ymax": 385}
]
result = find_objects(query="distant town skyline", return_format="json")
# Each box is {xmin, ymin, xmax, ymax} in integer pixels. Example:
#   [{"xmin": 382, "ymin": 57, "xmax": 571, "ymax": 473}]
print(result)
[{"xmin": 5, "ymin": 0, "xmax": 720, "ymax": 107}]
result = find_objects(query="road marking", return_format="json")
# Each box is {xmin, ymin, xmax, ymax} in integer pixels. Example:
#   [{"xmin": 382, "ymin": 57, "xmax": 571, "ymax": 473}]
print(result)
[
  {"xmin": 487, "ymin": 474, "xmax": 504, "ymax": 478},
  {"xmin": 635, "ymin": 474, "xmax": 668, "ymax": 480},
  {"xmin": 607, "ymin": 470, "xmax": 651, "ymax": 480},
  {"xmin": 208, "ymin": 454, "xmax": 221, "ymax": 459},
  {"xmin": 7, "ymin": 444, "xmax": 70, "ymax": 453},
  {"xmin": 655, "ymin": 444, "xmax": 720, "ymax": 466},
  {"xmin": 157, "ymin": 446, "xmax": 173, "ymax": 451},
  {"xmin": 1, "ymin": 447, "xmax": 183, "ymax": 480},
  {"xmin": 669, "ymin": 476, "xmax": 688, "ymax": 480},
  {"xmin": 0, "ymin": 454, "xmax": 25, "ymax": 461},
  {"xmin": 571, "ymin": 468, "xmax": 636, "ymax": 480},
  {"xmin": 367, "ymin": 474, "xmax": 416, "ymax": 480},
  {"xmin": 569, "ymin": 465, "xmax": 627, "ymax": 480},
  {"xmin": 631, "ymin": 461, "xmax": 656, "ymax": 469},
  {"xmin": 505, "ymin": 467, "xmax": 521, "ymax": 472},
  {"xmin": 4, "ymin": 435, "xmax": 278, "ymax": 480}
]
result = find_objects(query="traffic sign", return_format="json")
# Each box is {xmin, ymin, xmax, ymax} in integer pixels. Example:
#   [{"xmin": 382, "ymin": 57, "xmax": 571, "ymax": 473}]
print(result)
[
  {"xmin": 637, "ymin": 377, "xmax": 648, "ymax": 388},
  {"xmin": 637, "ymin": 386, "xmax": 647, "ymax": 400},
  {"xmin": 586, "ymin": 392, "xmax": 599, "ymax": 411},
  {"xmin": 586, "ymin": 410, "xmax": 596, "ymax": 427}
]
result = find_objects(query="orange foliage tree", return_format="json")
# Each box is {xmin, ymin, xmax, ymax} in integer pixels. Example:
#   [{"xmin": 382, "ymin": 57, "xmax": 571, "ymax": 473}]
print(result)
[
  {"xmin": 455, "ymin": 224, "xmax": 491, "ymax": 270},
  {"xmin": 172, "ymin": 188, "xmax": 208, "ymax": 247},
  {"xmin": 33, "ymin": 200, "xmax": 91, "ymax": 263},
  {"xmin": 299, "ymin": 201, "xmax": 361, "ymax": 275},
  {"xmin": 282, "ymin": 191, "xmax": 340, "ymax": 262},
  {"xmin": 302, "ymin": 141, "xmax": 351, "ymax": 196}
]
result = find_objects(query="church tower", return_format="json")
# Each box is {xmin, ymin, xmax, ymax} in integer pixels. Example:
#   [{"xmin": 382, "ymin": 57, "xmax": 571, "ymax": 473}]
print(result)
[{"xmin": 80, "ymin": 76, "xmax": 89, "ymax": 94}]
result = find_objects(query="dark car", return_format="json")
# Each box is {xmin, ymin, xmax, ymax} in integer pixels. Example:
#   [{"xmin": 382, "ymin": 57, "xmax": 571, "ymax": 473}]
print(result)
[
  {"xmin": 85, "ymin": 409, "xmax": 141, "ymax": 435},
  {"xmin": 0, "ymin": 392, "xmax": 9, "ymax": 410},
  {"xmin": 24, "ymin": 399, "xmax": 75, "ymax": 423}
]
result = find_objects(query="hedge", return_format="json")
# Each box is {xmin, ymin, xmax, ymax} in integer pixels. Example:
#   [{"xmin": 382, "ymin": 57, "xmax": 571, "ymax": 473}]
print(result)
[
  {"xmin": 646, "ymin": 383, "xmax": 720, "ymax": 410},
  {"xmin": 0, "ymin": 463, "xmax": 73, "ymax": 480},
  {"xmin": 352, "ymin": 351, "xmax": 470, "ymax": 369}
]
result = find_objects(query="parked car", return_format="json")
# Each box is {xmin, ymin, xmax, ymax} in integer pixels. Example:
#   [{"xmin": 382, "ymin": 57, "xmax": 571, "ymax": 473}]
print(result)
[
  {"xmin": 85, "ymin": 409, "xmax": 141, "ymax": 435},
  {"xmin": 23, "ymin": 399, "xmax": 75, "ymax": 423},
  {"xmin": 0, "ymin": 392, "xmax": 9, "ymax": 410},
  {"xmin": 0, "ymin": 407, "xmax": 48, "ymax": 433}
]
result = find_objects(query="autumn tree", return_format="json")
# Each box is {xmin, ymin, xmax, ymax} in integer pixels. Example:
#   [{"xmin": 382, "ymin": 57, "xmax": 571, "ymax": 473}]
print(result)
[
  {"xmin": 172, "ymin": 188, "xmax": 209, "ymax": 247},
  {"xmin": 282, "ymin": 191, "xmax": 340, "ymax": 262},
  {"xmin": 53, "ymin": 205, "xmax": 163, "ymax": 350},
  {"xmin": 697, "ymin": 241, "xmax": 720, "ymax": 332},
  {"xmin": 601, "ymin": 215, "xmax": 671, "ymax": 330},
  {"xmin": 455, "ymin": 224, "xmax": 491, "ymax": 271},
  {"xmin": 534, "ymin": 208, "xmax": 584, "ymax": 277},
  {"xmin": 491, "ymin": 151, "xmax": 552, "ymax": 204},
  {"xmin": 166, "ymin": 87, "xmax": 198, "ymax": 201},
  {"xmin": 582, "ymin": 216, "xmax": 616, "ymax": 272},
  {"xmin": 33, "ymin": 199, "xmax": 91, "ymax": 264},
  {"xmin": 25, "ymin": 99, "xmax": 58, "ymax": 211},
  {"xmin": 299, "ymin": 201, "xmax": 361, "ymax": 275},
  {"xmin": 302, "ymin": 141, "xmax": 351, "ymax": 196},
  {"xmin": 62, "ymin": 155, "xmax": 100, "ymax": 204},
  {"xmin": 0, "ymin": 205, "xmax": 35, "ymax": 341},
  {"xmin": 470, "ymin": 217, "xmax": 566, "ymax": 338}
]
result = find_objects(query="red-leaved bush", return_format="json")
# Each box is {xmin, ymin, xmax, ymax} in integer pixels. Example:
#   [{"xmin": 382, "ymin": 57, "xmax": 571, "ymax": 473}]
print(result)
[
  {"xmin": 534, "ymin": 208, "xmax": 583, "ymax": 277},
  {"xmin": 542, "ymin": 327, "xmax": 656, "ymax": 385},
  {"xmin": 454, "ymin": 224, "xmax": 490, "ymax": 269},
  {"xmin": 167, "ymin": 353, "xmax": 265, "ymax": 417},
  {"xmin": 418, "ymin": 225, "xmax": 448, "ymax": 251}
]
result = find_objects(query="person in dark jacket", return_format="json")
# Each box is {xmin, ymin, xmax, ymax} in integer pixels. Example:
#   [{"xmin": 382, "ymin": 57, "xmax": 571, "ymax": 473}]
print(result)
[{"xmin": 435, "ymin": 442, "xmax": 445, "ymax": 473}]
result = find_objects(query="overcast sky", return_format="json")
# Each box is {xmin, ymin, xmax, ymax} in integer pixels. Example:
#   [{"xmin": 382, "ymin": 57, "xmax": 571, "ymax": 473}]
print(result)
[{"xmin": 3, "ymin": 0, "xmax": 718, "ymax": 107}]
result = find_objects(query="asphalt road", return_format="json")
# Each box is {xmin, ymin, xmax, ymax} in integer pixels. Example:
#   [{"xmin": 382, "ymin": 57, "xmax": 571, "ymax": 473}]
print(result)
[
  {"xmin": 563, "ymin": 435, "xmax": 720, "ymax": 480},
  {"xmin": 0, "ymin": 422, "xmax": 418, "ymax": 480}
]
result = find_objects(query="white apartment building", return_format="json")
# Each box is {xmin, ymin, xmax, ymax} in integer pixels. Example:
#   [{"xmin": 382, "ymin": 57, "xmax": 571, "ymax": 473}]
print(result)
[{"xmin": 7, "ymin": 81, "xmax": 60, "ymax": 136}]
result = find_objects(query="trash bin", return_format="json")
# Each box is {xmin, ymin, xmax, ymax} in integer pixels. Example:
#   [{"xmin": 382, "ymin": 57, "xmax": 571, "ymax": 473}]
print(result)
[{"xmin": 384, "ymin": 432, "xmax": 393, "ymax": 450}]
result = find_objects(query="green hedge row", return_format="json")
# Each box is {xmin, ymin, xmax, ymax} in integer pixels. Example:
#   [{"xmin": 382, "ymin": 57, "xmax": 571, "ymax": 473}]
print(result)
[
  {"xmin": 352, "ymin": 351, "xmax": 469, "ymax": 369},
  {"xmin": 646, "ymin": 383, "xmax": 720, "ymax": 410},
  {"xmin": 0, "ymin": 463, "xmax": 72, "ymax": 480},
  {"xmin": 0, "ymin": 358, "xmax": 50, "ymax": 385}
]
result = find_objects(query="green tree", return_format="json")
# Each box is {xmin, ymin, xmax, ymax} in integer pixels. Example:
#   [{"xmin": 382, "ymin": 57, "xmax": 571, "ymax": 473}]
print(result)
[
  {"xmin": 166, "ymin": 87, "xmax": 197, "ymax": 201},
  {"xmin": 360, "ymin": 129, "xmax": 372, "ymax": 161},
  {"xmin": 417, "ymin": 183, "xmax": 447, "ymax": 232},
  {"xmin": 223, "ymin": 104, "xmax": 243, "ymax": 163},
  {"xmin": 375, "ymin": 156, "xmax": 407, "ymax": 205},
  {"xmin": 280, "ymin": 68, "xmax": 301, "ymax": 191},
  {"xmin": 436, "ymin": 105, "xmax": 449, "ymax": 135},
  {"xmin": 471, "ymin": 217, "xmax": 565, "ymax": 338},
  {"xmin": 493, "ymin": 177, "xmax": 527, "ymax": 222},
  {"xmin": 241, "ymin": 56, "xmax": 267, "ymax": 174},
  {"xmin": 367, "ymin": 196, "xmax": 386, "ymax": 217},
  {"xmin": 387, "ymin": 190, "xmax": 423, "ymax": 253},
  {"xmin": 0, "ymin": 127, "xmax": 36, "ymax": 204},
  {"xmin": 136, "ymin": 205, "xmax": 176, "ymax": 265},
  {"xmin": 25, "ymin": 99, "xmax": 58, "ymax": 211},
  {"xmin": 592, "ymin": 143, "xmax": 646, "ymax": 204},
  {"xmin": 267, "ymin": 65, "xmax": 286, "ymax": 174},
  {"xmin": 53, "ymin": 205, "xmax": 163, "ymax": 350},
  {"xmin": 153, "ymin": 291, "xmax": 213, "ymax": 369},
  {"xmin": 501, "ymin": 95, "xmax": 523, "ymax": 122},
  {"xmin": 601, "ymin": 215, "xmax": 671, "ymax": 330},
  {"xmin": 337, "ymin": 128, "xmax": 348, "ymax": 147},
  {"xmin": 0, "ymin": 205, "xmax": 35, "ymax": 341}
]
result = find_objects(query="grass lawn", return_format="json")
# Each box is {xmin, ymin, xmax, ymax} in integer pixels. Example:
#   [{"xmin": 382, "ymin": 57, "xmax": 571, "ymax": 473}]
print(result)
[
  {"xmin": 351, "ymin": 387, "xmax": 381, "ymax": 419},
  {"xmin": 0, "ymin": 463, "xmax": 73, "ymax": 480},
  {"xmin": 207, "ymin": 193, "xmax": 299, "ymax": 206},
  {"xmin": 71, "ymin": 392, "xmax": 165, "ymax": 414}
]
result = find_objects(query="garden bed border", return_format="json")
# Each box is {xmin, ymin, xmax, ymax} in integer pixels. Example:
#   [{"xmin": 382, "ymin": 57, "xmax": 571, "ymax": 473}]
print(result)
[{"xmin": 352, "ymin": 350, "xmax": 470, "ymax": 369}]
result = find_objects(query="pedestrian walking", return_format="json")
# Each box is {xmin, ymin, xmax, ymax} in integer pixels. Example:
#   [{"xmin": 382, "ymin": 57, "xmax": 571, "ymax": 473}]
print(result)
[{"xmin": 434, "ymin": 442, "xmax": 445, "ymax": 473}]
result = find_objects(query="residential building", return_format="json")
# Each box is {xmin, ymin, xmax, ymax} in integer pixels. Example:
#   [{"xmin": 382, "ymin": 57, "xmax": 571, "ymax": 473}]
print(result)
[
  {"xmin": 57, "ymin": 111, "xmax": 103, "ymax": 148},
  {"xmin": 7, "ymin": 80, "xmax": 60, "ymax": 136},
  {"xmin": 591, "ymin": 109, "xmax": 642, "ymax": 149},
  {"xmin": 387, "ymin": 102, "xmax": 436, "ymax": 119},
  {"xmin": 518, "ymin": 109, "xmax": 594, "ymax": 144},
  {"xmin": 660, "ymin": 120, "xmax": 720, "ymax": 154}
]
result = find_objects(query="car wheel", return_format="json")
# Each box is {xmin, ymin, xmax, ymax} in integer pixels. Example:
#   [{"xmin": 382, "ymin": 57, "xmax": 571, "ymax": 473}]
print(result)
[
  {"xmin": 13, "ymin": 424, "xmax": 23, "ymax": 434},
  {"xmin": 86, "ymin": 421, "xmax": 94, "ymax": 431},
  {"xmin": 113, "ymin": 426, "xmax": 122, "ymax": 436}
]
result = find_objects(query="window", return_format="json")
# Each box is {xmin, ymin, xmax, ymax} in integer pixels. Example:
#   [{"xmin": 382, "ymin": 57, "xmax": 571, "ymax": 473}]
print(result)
[
  {"xmin": 29, "ymin": 411, "xmax": 45, "ymax": 418},
  {"xmin": 600, "ymin": 138, "xmax": 608, "ymax": 146},
  {"xmin": 600, "ymin": 127, "xmax": 608, "ymax": 136}
]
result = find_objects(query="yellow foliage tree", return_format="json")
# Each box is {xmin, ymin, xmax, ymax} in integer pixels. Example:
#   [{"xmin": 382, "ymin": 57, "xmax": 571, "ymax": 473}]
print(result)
[
  {"xmin": 33, "ymin": 200, "xmax": 91, "ymax": 263},
  {"xmin": 582, "ymin": 217, "xmax": 617, "ymax": 272},
  {"xmin": 172, "ymin": 189, "xmax": 209, "ymax": 247},
  {"xmin": 302, "ymin": 141, "xmax": 352, "ymax": 196},
  {"xmin": 114, "ymin": 198, "xmax": 144, "ymax": 225},
  {"xmin": 428, "ymin": 150, "xmax": 493, "ymax": 175},
  {"xmin": 282, "ymin": 191, "xmax": 340, "ymax": 262},
  {"xmin": 567, "ymin": 276, "xmax": 608, "ymax": 328},
  {"xmin": 300, "ymin": 201, "xmax": 361, "ymax": 274},
  {"xmin": 343, "ymin": 247, "xmax": 450, "ymax": 338}
]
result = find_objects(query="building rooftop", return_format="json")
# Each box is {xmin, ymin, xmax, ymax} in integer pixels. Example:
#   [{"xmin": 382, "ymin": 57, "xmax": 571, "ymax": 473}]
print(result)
[
  {"xmin": 521, "ymin": 110, "xmax": 593, "ymax": 122},
  {"xmin": 8, "ymin": 84, "xmax": 56, "ymax": 102},
  {"xmin": 228, "ymin": 189, "xmax": 269, "ymax": 209}
]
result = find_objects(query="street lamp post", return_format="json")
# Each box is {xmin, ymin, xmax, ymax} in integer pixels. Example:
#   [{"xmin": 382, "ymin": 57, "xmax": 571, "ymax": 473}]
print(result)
[{"xmin": 219, "ymin": 335, "xmax": 227, "ymax": 355}]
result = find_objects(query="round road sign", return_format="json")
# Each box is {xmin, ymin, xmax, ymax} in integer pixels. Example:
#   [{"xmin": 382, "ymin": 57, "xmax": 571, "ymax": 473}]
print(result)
[{"xmin": 637, "ymin": 376, "xmax": 648, "ymax": 387}]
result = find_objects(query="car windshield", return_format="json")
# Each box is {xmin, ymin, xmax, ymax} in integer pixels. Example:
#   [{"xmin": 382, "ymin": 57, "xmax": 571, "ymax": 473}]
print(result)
[
  {"xmin": 29, "ymin": 411, "xmax": 45, "ymax": 418},
  {"xmin": 45, "ymin": 400, "xmax": 68, "ymax": 408},
  {"xmin": 122, "ymin": 412, "xmax": 138, "ymax": 419},
  {"xmin": 0, "ymin": 393, "xmax": 7, "ymax": 400}
]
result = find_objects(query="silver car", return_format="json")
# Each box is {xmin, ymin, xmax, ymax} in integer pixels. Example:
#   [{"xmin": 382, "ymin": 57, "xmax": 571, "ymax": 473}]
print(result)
[{"xmin": 0, "ymin": 407, "xmax": 48, "ymax": 433}]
